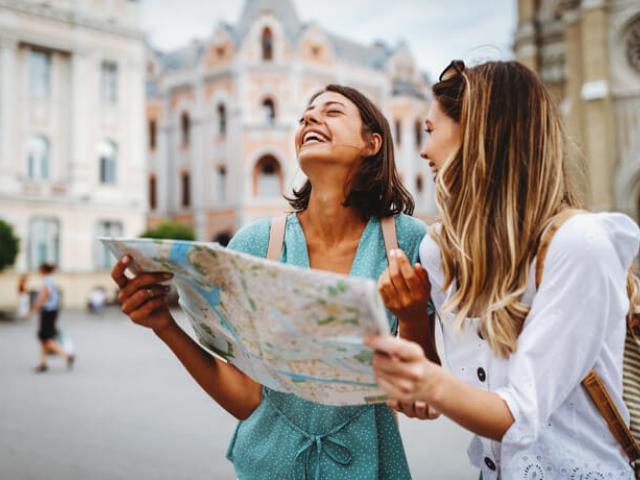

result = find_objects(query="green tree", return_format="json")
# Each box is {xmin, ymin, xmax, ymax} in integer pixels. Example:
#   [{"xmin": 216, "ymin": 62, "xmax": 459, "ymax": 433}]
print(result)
[
  {"xmin": 0, "ymin": 219, "xmax": 19, "ymax": 271},
  {"xmin": 140, "ymin": 221, "xmax": 195, "ymax": 241}
]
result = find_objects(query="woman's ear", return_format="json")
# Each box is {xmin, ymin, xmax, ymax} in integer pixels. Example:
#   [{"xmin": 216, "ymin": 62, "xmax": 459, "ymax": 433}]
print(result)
[{"xmin": 366, "ymin": 133, "xmax": 383, "ymax": 157}]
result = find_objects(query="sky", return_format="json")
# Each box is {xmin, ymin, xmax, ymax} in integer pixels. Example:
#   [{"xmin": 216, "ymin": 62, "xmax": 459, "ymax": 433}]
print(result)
[{"xmin": 140, "ymin": 0, "xmax": 517, "ymax": 80}]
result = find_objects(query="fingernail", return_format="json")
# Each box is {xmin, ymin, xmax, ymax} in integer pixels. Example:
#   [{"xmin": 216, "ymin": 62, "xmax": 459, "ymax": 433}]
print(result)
[
  {"xmin": 389, "ymin": 250, "xmax": 396, "ymax": 257},
  {"xmin": 162, "ymin": 273, "xmax": 173, "ymax": 279},
  {"xmin": 122, "ymin": 256, "xmax": 130, "ymax": 264}
]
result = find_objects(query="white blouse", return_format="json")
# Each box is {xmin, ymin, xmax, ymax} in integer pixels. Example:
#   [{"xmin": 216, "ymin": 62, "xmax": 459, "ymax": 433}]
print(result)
[{"xmin": 420, "ymin": 212, "xmax": 640, "ymax": 479}]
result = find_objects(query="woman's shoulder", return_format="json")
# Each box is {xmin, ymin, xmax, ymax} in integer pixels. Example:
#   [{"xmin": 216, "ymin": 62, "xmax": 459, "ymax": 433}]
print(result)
[
  {"xmin": 227, "ymin": 218, "xmax": 272, "ymax": 257},
  {"xmin": 548, "ymin": 211, "xmax": 640, "ymax": 269},
  {"xmin": 393, "ymin": 214, "xmax": 427, "ymax": 244}
]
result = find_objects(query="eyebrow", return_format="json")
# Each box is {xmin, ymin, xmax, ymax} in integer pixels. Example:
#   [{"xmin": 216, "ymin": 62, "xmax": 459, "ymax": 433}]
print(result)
[{"xmin": 305, "ymin": 100, "xmax": 347, "ymax": 112}]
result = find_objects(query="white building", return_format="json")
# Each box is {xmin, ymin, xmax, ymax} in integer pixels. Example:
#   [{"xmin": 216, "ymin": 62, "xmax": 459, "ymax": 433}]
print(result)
[
  {"xmin": 146, "ymin": 0, "xmax": 435, "ymax": 243},
  {"xmin": 0, "ymin": 0, "xmax": 146, "ymax": 308}
]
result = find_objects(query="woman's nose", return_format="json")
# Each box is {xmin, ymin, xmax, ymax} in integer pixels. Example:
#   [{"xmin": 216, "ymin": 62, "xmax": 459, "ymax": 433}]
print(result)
[{"xmin": 302, "ymin": 109, "xmax": 320, "ymax": 125}]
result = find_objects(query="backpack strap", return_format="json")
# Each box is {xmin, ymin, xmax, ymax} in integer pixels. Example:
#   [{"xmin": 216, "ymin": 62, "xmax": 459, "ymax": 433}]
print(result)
[
  {"xmin": 267, "ymin": 215, "xmax": 288, "ymax": 261},
  {"xmin": 536, "ymin": 209, "xmax": 640, "ymax": 464},
  {"xmin": 380, "ymin": 216, "xmax": 398, "ymax": 258}
]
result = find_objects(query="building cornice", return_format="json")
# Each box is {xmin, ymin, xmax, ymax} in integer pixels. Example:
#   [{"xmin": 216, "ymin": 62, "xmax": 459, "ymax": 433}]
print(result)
[{"xmin": 0, "ymin": 0, "xmax": 145, "ymax": 42}]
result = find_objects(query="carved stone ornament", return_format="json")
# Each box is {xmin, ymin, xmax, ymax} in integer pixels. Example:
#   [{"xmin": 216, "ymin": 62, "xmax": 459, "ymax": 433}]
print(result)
[{"xmin": 626, "ymin": 19, "xmax": 640, "ymax": 74}]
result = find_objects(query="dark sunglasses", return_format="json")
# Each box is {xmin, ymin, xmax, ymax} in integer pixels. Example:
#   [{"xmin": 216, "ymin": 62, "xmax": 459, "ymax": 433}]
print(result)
[{"xmin": 439, "ymin": 60, "xmax": 465, "ymax": 82}]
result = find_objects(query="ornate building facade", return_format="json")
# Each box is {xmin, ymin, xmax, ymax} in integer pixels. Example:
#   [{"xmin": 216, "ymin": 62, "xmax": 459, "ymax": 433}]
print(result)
[
  {"xmin": 0, "ymin": 0, "xmax": 146, "ymax": 307},
  {"xmin": 146, "ymin": 0, "xmax": 434, "ymax": 243},
  {"xmin": 515, "ymin": 0, "xmax": 640, "ymax": 219}
]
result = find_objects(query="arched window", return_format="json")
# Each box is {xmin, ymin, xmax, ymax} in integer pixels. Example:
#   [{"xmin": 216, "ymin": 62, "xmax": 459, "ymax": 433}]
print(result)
[
  {"xmin": 262, "ymin": 98, "xmax": 276, "ymax": 124},
  {"xmin": 416, "ymin": 173, "xmax": 424, "ymax": 194},
  {"xmin": 181, "ymin": 111, "xmax": 190, "ymax": 146},
  {"xmin": 27, "ymin": 134, "xmax": 49, "ymax": 180},
  {"xmin": 213, "ymin": 231, "xmax": 232, "ymax": 247},
  {"xmin": 253, "ymin": 155, "xmax": 282, "ymax": 197},
  {"xmin": 98, "ymin": 140, "xmax": 117, "ymax": 185},
  {"xmin": 28, "ymin": 217, "xmax": 59, "ymax": 270},
  {"xmin": 149, "ymin": 119, "xmax": 157, "ymax": 150},
  {"xmin": 414, "ymin": 119, "xmax": 422, "ymax": 149},
  {"xmin": 217, "ymin": 103, "xmax": 227, "ymax": 136},
  {"xmin": 149, "ymin": 175, "xmax": 157, "ymax": 210},
  {"xmin": 181, "ymin": 171, "xmax": 191, "ymax": 208},
  {"xmin": 261, "ymin": 27, "xmax": 273, "ymax": 61}
]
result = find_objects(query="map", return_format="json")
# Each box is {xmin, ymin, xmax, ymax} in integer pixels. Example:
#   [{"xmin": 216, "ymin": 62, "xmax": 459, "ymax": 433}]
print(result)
[{"xmin": 99, "ymin": 237, "xmax": 392, "ymax": 406}]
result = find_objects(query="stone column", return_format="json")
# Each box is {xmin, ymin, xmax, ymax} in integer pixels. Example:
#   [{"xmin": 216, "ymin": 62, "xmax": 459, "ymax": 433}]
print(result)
[
  {"xmin": 0, "ymin": 36, "xmax": 18, "ymax": 190},
  {"xmin": 580, "ymin": 0, "xmax": 615, "ymax": 210}
]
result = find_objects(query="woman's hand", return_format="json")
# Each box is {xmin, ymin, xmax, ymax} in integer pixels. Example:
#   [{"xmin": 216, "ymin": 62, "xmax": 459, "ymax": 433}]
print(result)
[
  {"xmin": 378, "ymin": 249, "xmax": 431, "ymax": 322},
  {"xmin": 365, "ymin": 334, "xmax": 440, "ymax": 403},
  {"xmin": 111, "ymin": 255, "xmax": 175, "ymax": 335},
  {"xmin": 389, "ymin": 400, "xmax": 441, "ymax": 420}
]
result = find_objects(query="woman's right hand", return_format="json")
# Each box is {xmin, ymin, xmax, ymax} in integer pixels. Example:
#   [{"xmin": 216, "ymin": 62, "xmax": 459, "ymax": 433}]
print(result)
[{"xmin": 111, "ymin": 255, "xmax": 175, "ymax": 334}]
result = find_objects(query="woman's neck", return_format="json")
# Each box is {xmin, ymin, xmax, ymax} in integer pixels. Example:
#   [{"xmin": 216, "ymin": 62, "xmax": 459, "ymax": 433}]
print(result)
[{"xmin": 298, "ymin": 184, "xmax": 366, "ymax": 246}]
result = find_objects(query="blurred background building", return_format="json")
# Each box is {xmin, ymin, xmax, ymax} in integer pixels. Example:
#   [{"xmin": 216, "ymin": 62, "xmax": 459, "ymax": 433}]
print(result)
[
  {"xmin": 1, "ymin": 0, "xmax": 638, "ymax": 309},
  {"xmin": 0, "ymin": 0, "xmax": 146, "ymax": 307},
  {"xmin": 515, "ymin": 0, "xmax": 640, "ymax": 217},
  {"xmin": 145, "ymin": 0, "xmax": 432, "ymax": 244}
]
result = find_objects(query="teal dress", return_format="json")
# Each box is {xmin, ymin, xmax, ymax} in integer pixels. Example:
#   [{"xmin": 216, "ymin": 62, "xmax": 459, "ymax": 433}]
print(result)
[{"xmin": 226, "ymin": 213, "xmax": 426, "ymax": 480}]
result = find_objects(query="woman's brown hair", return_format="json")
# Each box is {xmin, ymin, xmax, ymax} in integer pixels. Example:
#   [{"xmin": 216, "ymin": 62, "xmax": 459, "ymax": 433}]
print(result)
[{"xmin": 287, "ymin": 84, "xmax": 414, "ymax": 219}]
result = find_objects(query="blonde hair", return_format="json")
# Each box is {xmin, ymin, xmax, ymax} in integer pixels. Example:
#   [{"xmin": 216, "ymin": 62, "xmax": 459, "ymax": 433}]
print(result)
[{"xmin": 432, "ymin": 61, "xmax": 584, "ymax": 358}]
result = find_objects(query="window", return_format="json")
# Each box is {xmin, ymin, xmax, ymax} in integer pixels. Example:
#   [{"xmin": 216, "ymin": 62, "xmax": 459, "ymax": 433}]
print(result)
[
  {"xmin": 181, "ymin": 112, "xmax": 190, "ymax": 146},
  {"xmin": 217, "ymin": 165, "xmax": 227, "ymax": 204},
  {"xmin": 149, "ymin": 119, "xmax": 157, "ymax": 150},
  {"xmin": 261, "ymin": 27, "xmax": 273, "ymax": 61},
  {"xmin": 98, "ymin": 140, "xmax": 117, "ymax": 185},
  {"xmin": 27, "ymin": 134, "xmax": 49, "ymax": 180},
  {"xmin": 414, "ymin": 119, "xmax": 422, "ymax": 149},
  {"xmin": 101, "ymin": 61, "xmax": 118, "ymax": 104},
  {"xmin": 395, "ymin": 120, "xmax": 402, "ymax": 146},
  {"xmin": 217, "ymin": 104, "xmax": 226, "ymax": 137},
  {"xmin": 149, "ymin": 175, "xmax": 157, "ymax": 210},
  {"xmin": 28, "ymin": 218, "xmax": 59, "ymax": 270},
  {"xmin": 28, "ymin": 50, "xmax": 51, "ymax": 98},
  {"xmin": 181, "ymin": 171, "xmax": 191, "ymax": 208},
  {"xmin": 253, "ymin": 155, "xmax": 281, "ymax": 197},
  {"xmin": 262, "ymin": 98, "xmax": 276, "ymax": 124},
  {"xmin": 96, "ymin": 221, "xmax": 123, "ymax": 270}
]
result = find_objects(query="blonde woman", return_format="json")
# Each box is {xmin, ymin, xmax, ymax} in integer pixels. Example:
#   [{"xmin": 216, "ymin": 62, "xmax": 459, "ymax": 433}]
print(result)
[{"xmin": 367, "ymin": 60, "xmax": 640, "ymax": 478}]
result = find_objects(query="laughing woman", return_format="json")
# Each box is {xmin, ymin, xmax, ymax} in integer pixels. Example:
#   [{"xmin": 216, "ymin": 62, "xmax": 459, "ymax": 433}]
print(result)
[
  {"xmin": 111, "ymin": 85, "xmax": 426, "ymax": 479},
  {"xmin": 368, "ymin": 60, "xmax": 640, "ymax": 479}
]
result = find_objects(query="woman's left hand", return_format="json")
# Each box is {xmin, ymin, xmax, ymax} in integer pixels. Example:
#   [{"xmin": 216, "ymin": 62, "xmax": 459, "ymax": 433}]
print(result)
[{"xmin": 365, "ymin": 334, "xmax": 438, "ymax": 403}]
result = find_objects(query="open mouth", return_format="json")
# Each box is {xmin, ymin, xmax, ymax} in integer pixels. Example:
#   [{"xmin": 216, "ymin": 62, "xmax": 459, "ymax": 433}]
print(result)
[{"xmin": 302, "ymin": 130, "xmax": 330, "ymax": 146}]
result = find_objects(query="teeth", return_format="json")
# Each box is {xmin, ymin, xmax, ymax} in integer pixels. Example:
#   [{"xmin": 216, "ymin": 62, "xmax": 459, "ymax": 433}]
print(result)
[{"xmin": 303, "ymin": 131, "xmax": 327, "ymax": 144}]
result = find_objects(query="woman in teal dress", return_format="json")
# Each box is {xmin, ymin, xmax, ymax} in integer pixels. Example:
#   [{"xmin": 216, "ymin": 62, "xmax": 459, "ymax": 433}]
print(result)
[{"xmin": 111, "ymin": 84, "xmax": 426, "ymax": 479}]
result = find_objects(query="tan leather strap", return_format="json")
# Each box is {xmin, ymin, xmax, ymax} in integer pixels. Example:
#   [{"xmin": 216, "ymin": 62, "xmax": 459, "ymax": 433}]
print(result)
[
  {"xmin": 583, "ymin": 370, "xmax": 640, "ymax": 462},
  {"xmin": 535, "ymin": 208, "xmax": 583, "ymax": 290},
  {"xmin": 535, "ymin": 208, "xmax": 640, "ymax": 463},
  {"xmin": 380, "ymin": 216, "xmax": 398, "ymax": 258},
  {"xmin": 267, "ymin": 215, "xmax": 288, "ymax": 261}
]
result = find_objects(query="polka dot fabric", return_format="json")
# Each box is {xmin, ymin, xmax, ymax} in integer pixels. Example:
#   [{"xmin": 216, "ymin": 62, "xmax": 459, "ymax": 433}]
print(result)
[{"xmin": 225, "ymin": 213, "xmax": 426, "ymax": 480}]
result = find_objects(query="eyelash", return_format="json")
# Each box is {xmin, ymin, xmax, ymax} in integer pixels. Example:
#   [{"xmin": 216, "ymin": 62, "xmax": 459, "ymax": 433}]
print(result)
[
  {"xmin": 298, "ymin": 110, "xmax": 342, "ymax": 124},
  {"xmin": 425, "ymin": 128, "xmax": 433, "ymax": 134}
]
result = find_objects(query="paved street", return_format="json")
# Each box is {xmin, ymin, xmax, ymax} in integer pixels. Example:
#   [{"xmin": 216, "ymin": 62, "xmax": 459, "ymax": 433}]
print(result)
[{"xmin": 0, "ymin": 308, "xmax": 477, "ymax": 480}]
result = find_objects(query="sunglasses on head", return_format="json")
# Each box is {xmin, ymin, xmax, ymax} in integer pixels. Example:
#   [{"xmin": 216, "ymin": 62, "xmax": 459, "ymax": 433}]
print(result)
[{"xmin": 439, "ymin": 60, "xmax": 465, "ymax": 82}]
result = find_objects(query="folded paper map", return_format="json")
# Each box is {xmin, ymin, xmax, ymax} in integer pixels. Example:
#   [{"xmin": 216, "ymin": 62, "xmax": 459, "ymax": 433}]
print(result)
[{"xmin": 100, "ymin": 237, "xmax": 391, "ymax": 406}]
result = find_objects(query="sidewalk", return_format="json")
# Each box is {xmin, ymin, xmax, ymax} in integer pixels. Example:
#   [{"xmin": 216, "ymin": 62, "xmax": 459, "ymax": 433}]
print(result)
[{"xmin": 0, "ymin": 308, "xmax": 476, "ymax": 479}]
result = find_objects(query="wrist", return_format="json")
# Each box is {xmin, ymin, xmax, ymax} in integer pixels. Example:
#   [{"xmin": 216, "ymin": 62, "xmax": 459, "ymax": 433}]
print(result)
[
  {"xmin": 153, "ymin": 318, "xmax": 179, "ymax": 341},
  {"xmin": 419, "ymin": 361, "xmax": 447, "ymax": 405}
]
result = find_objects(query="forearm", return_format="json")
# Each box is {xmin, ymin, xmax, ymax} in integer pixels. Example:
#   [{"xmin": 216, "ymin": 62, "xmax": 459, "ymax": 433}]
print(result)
[
  {"xmin": 426, "ymin": 366, "xmax": 514, "ymax": 441},
  {"xmin": 398, "ymin": 312, "xmax": 440, "ymax": 364},
  {"xmin": 155, "ymin": 323, "xmax": 261, "ymax": 420}
]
